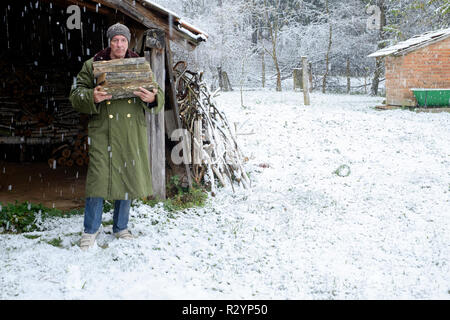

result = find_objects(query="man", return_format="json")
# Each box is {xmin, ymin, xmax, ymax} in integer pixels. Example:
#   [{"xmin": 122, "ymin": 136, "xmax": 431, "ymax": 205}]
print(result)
[{"xmin": 69, "ymin": 23, "xmax": 164, "ymax": 250}]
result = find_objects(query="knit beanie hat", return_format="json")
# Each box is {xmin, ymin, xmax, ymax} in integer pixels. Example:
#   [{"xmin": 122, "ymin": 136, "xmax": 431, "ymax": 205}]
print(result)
[{"xmin": 106, "ymin": 23, "xmax": 131, "ymax": 43}]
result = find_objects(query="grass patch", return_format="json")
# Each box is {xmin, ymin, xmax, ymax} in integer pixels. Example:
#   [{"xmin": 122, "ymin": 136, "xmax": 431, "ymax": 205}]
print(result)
[
  {"xmin": 102, "ymin": 219, "xmax": 113, "ymax": 226},
  {"xmin": 23, "ymin": 234, "xmax": 41, "ymax": 240},
  {"xmin": 142, "ymin": 175, "xmax": 208, "ymax": 212},
  {"xmin": 163, "ymin": 187, "xmax": 208, "ymax": 212},
  {"xmin": 0, "ymin": 201, "xmax": 83, "ymax": 234},
  {"xmin": 45, "ymin": 237, "xmax": 63, "ymax": 248},
  {"xmin": 1, "ymin": 176, "xmax": 208, "ymax": 233}
]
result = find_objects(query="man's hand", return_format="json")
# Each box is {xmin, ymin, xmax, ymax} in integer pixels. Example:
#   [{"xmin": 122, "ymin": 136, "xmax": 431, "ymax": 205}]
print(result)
[
  {"xmin": 93, "ymin": 86, "xmax": 112, "ymax": 104},
  {"xmin": 133, "ymin": 87, "xmax": 158, "ymax": 103}
]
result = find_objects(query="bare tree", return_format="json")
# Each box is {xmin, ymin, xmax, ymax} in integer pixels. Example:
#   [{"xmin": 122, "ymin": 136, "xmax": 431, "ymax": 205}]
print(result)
[
  {"xmin": 263, "ymin": 0, "xmax": 283, "ymax": 91},
  {"xmin": 370, "ymin": 0, "xmax": 386, "ymax": 96}
]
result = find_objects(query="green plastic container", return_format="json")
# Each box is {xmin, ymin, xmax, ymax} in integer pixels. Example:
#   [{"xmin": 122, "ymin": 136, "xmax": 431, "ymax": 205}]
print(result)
[{"xmin": 411, "ymin": 88, "xmax": 450, "ymax": 107}]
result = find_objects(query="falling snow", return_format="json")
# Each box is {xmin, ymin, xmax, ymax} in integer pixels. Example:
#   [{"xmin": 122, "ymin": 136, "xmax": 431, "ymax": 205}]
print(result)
[
  {"xmin": 0, "ymin": 91, "xmax": 449, "ymax": 299},
  {"xmin": 0, "ymin": 0, "xmax": 449, "ymax": 301}
]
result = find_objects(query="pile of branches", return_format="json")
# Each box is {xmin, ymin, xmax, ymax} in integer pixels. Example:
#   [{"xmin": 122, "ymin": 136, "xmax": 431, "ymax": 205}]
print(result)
[{"xmin": 173, "ymin": 61, "xmax": 250, "ymax": 193}]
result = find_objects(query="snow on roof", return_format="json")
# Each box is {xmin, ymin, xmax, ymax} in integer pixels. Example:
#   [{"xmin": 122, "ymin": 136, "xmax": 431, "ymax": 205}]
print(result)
[
  {"xmin": 368, "ymin": 27, "xmax": 450, "ymax": 58},
  {"xmin": 141, "ymin": 0, "xmax": 209, "ymax": 41},
  {"xmin": 142, "ymin": 0, "xmax": 180, "ymax": 20}
]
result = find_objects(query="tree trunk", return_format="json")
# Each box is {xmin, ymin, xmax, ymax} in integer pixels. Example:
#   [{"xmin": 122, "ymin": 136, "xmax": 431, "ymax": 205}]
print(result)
[
  {"xmin": 260, "ymin": 25, "xmax": 266, "ymax": 88},
  {"xmin": 262, "ymin": 49, "xmax": 266, "ymax": 88},
  {"xmin": 371, "ymin": 57, "xmax": 383, "ymax": 95},
  {"xmin": 264, "ymin": 0, "xmax": 282, "ymax": 92},
  {"xmin": 322, "ymin": 0, "xmax": 332, "ymax": 94},
  {"xmin": 273, "ymin": 46, "xmax": 282, "ymax": 92},
  {"xmin": 218, "ymin": 66, "xmax": 223, "ymax": 90},
  {"xmin": 371, "ymin": 0, "xmax": 386, "ymax": 96}
]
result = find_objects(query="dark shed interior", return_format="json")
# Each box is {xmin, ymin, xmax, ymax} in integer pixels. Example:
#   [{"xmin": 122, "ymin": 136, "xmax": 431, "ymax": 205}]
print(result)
[{"xmin": 0, "ymin": 0, "xmax": 149, "ymax": 210}]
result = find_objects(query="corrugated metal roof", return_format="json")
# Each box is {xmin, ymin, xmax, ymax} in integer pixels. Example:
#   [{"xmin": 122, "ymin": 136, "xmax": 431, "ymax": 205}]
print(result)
[{"xmin": 368, "ymin": 27, "xmax": 450, "ymax": 58}]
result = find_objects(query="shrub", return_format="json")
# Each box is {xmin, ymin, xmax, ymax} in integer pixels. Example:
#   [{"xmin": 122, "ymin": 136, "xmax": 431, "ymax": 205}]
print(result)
[{"xmin": 0, "ymin": 201, "xmax": 83, "ymax": 234}]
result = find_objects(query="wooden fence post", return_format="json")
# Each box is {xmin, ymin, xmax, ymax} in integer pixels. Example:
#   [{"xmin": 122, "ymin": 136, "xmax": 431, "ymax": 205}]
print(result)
[
  {"xmin": 346, "ymin": 57, "xmax": 351, "ymax": 94},
  {"xmin": 302, "ymin": 56, "xmax": 311, "ymax": 105},
  {"xmin": 144, "ymin": 28, "xmax": 166, "ymax": 200},
  {"xmin": 293, "ymin": 68, "xmax": 302, "ymax": 91}
]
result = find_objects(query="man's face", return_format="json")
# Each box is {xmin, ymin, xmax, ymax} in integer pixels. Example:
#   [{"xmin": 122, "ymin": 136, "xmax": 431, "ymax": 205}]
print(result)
[{"xmin": 110, "ymin": 35, "xmax": 129, "ymax": 59}]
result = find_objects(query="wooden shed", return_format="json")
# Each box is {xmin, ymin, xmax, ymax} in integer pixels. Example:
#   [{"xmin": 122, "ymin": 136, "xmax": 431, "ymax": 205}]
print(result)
[
  {"xmin": 0, "ymin": 0, "xmax": 207, "ymax": 209},
  {"xmin": 369, "ymin": 27, "xmax": 450, "ymax": 107}
]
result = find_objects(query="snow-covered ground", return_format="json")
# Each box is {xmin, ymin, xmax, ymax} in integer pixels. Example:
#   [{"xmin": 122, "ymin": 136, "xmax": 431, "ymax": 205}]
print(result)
[{"xmin": 1, "ymin": 90, "xmax": 449, "ymax": 299}]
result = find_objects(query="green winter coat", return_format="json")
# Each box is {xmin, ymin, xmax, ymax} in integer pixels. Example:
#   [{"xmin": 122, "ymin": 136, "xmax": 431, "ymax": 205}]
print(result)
[{"xmin": 69, "ymin": 56, "xmax": 164, "ymax": 201}]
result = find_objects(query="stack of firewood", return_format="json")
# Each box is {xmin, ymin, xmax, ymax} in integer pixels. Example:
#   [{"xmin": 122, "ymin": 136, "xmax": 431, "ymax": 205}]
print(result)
[
  {"xmin": 93, "ymin": 57, "xmax": 157, "ymax": 99},
  {"xmin": 48, "ymin": 132, "xmax": 89, "ymax": 169},
  {"xmin": 0, "ymin": 61, "xmax": 88, "ymax": 167}
]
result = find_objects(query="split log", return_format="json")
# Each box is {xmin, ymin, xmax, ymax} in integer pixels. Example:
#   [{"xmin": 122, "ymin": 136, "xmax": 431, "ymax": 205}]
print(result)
[
  {"xmin": 48, "ymin": 158, "xmax": 56, "ymax": 169},
  {"xmin": 71, "ymin": 151, "xmax": 81, "ymax": 160},
  {"xmin": 62, "ymin": 149, "xmax": 71, "ymax": 158},
  {"xmin": 76, "ymin": 157, "xmax": 85, "ymax": 166},
  {"xmin": 66, "ymin": 159, "xmax": 74, "ymax": 167},
  {"xmin": 93, "ymin": 57, "xmax": 151, "ymax": 77},
  {"xmin": 57, "ymin": 157, "xmax": 66, "ymax": 166}
]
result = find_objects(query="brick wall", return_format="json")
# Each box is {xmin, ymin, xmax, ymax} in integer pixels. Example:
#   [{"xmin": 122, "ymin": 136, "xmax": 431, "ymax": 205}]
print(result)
[{"xmin": 385, "ymin": 36, "xmax": 450, "ymax": 106}]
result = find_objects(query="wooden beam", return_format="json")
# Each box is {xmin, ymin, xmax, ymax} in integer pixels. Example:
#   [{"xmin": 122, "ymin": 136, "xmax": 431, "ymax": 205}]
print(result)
[
  {"xmin": 165, "ymin": 38, "xmax": 193, "ymax": 189},
  {"xmin": 97, "ymin": 0, "xmax": 198, "ymax": 50},
  {"xmin": 144, "ymin": 29, "xmax": 166, "ymax": 200}
]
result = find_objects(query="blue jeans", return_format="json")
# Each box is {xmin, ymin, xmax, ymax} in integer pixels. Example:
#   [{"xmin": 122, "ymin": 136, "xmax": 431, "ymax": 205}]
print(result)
[{"xmin": 83, "ymin": 197, "xmax": 131, "ymax": 234}]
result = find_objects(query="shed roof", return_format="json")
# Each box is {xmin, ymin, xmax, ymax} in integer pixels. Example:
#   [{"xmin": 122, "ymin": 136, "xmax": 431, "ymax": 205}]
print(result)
[
  {"xmin": 368, "ymin": 27, "xmax": 450, "ymax": 58},
  {"xmin": 80, "ymin": 0, "xmax": 208, "ymax": 49}
]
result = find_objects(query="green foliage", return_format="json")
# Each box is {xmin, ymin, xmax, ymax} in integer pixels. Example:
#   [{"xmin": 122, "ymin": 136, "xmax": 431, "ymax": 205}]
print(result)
[
  {"xmin": 23, "ymin": 234, "xmax": 40, "ymax": 239},
  {"xmin": 101, "ymin": 219, "xmax": 113, "ymax": 226},
  {"xmin": 165, "ymin": 175, "xmax": 208, "ymax": 212},
  {"xmin": 163, "ymin": 187, "xmax": 208, "ymax": 212},
  {"xmin": 0, "ymin": 201, "xmax": 83, "ymax": 234},
  {"xmin": 1, "ymin": 176, "xmax": 208, "ymax": 233},
  {"xmin": 45, "ymin": 237, "xmax": 63, "ymax": 248},
  {"xmin": 103, "ymin": 200, "xmax": 114, "ymax": 213},
  {"xmin": 141, "ymin": 175, "xmax": 209, "ymax": 212},
  {"xmin": 169, "ymin": 174, "xmax": 186, "ymax": 195}
]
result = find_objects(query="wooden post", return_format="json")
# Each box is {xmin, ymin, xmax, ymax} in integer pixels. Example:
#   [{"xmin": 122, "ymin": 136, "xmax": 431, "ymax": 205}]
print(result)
[
  {"xmin": 293, "ymin": 68, "xmax": 302, "ymax": 91},
  {"xmin": 302, "ymin": 56, "xmax": 311, "ymax": 106},
  {"xmin": 346, "ymin": 57, "xmax": 351, "ymax": 94},
  {"xmin": 144, "ymin": 28, "xmax": 166, "ymax": 200},
  {"xmin": 165, "ymin": 38, "xmax": 193, "ymax": 189}
]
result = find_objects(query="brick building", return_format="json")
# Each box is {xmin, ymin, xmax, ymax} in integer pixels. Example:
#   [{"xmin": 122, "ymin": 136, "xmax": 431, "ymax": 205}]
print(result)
[{"xmin": 369, "ymin": 28, "xmax": 450, "ymax": 107}]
